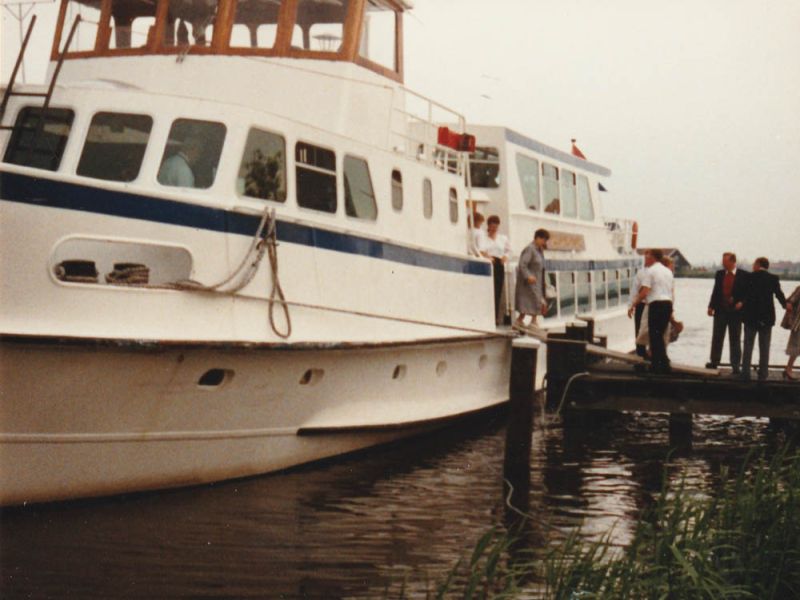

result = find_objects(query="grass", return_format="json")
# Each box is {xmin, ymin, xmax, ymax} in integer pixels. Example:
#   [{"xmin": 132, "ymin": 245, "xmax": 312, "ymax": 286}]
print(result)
[{"xmin": 407, "ymin": 445, "xmax": 800, "ymax": 599}]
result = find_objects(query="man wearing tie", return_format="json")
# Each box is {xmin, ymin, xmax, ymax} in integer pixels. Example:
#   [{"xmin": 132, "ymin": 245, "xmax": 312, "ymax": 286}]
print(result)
[{"xmin": 706, "ymin": 252, "xmax": 749, "ymax": 373}]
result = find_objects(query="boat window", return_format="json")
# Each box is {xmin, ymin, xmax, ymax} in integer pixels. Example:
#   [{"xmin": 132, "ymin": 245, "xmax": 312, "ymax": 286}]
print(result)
[
  {"xmin": 344, "ymin": 156, "xmax": 377, "ymax": 220},
  {"xmin": 449, "ymin": 187, "xmax": 458, "ymax": 223},
  {"xmin": 157, "ymin": 119, "xmax": 226, "ymax": 189},
  {"xmin": 560, "ymin": 169, "xmax": 577, "ymax": 218},
  {"xmin": 108, "ymin": 0, "xmax": 158, "ymax": 49},
  {"xmin": 559, "ymin": 271, "xmax": 576, "ymax": 316},
  {"xmin": 296, "ymin": 142, "xmax": 337, "ymax": 213},
  {"xmin": 470, "ymin": 146, "xmax": 500, "ymax": 189},
  {"xmin": 577, "ymin": 271, "xmax": 591, "ymax": 313},
  {"xmin": 62, "ymin": 0, "xmax": 101, "ymax": 52},
  {"xmin": 391, "ymin": 169, "xmax": 403, "ymax": 211},
  {"xmin": 545, "ymin": 273, "xmax": 558, "ymax": 318},
  {"xmin": 542, "ymin": 163, "xmax": 560, "ymax": 215},
  {"xmin": 3, "ymin": 107, "xmax": 75, "ymax": 171},
  {"xmin": 237, "ymin": 128, "xmax": 287, "ymax": 202},
  {"xmin": 620, "ymin": 268, "xmax": 631, "ymax": 301},
  {"xmin": 515, "ymin": 153, "xmax": 539, "ymax": 210},
  {"xmin": 423, "ymin": 178, "xmax": 433, "ymax": 219},
  {"xmin": 163, "ymin": 0, "xmax": 221, "ymax": 48},
  {"xmin": 609, "ymin": 270, "xmax": 620, "ymax": 305},
  {"xmin": 595, "ymin": 270, "xmax": 607, "ymax": 310},
  {"xmin": 77, "ymin": 112, "xmax": 153, "ymax": 182},
  {"xmin": 292, "ymin": 0, "xmax": 350, "ymax": 52},
  {"xmin": 359, "ymin": 0, "xmax": 397, "ymax": 71},
  {"xmin": 577, "ymin": 174, "xmax": 595, "ymax": 221},
  {"xmin": 230, "ymin": 0, "xmax": 281, "ymax": 49}
]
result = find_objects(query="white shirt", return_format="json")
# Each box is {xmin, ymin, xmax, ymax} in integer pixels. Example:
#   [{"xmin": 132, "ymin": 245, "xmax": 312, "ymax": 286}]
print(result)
[
  {"xmin": 642, "ymin": 262, "xmax": 674, "ymax": 303},
  {"xmin": 630, "ymin": 268, "xmax": 647, "ymax": 308},
  {"xmin": 470, "ymin": 228, "xmax": 487, "ymax": 257},
  {"xmin": 480, "ymin": 233, "xmax": 510, "ymax": 259},
  {"xmin": 157, "ymin": 152, "xmax": 195, "ymax": 187}
]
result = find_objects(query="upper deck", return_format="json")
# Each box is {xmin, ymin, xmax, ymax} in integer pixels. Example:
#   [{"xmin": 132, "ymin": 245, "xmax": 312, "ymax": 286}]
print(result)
[{"xmin": 52, "ymin": 0, "xmax": 409, "ymax": 82}]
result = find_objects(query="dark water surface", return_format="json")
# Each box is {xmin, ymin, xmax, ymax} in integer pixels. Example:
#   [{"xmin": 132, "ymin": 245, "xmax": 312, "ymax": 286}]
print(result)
[{"xmin": 2, "ymin": 279, "xmax": 798, "ymax": 599}]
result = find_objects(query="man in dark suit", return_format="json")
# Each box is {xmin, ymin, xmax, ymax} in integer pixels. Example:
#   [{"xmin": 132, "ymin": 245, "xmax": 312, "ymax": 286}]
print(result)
[
  {"xmin": 736, "ymin": 257, "xmax": 786, "ymax": 381},
  {"xmin": 706, "ymin": 252, "xmax": 749, "ymax": 373}
]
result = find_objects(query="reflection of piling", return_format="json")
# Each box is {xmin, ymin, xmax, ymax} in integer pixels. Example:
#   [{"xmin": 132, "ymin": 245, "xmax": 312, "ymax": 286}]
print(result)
[
  {"xmin": 669, "ymin": 412, "xmax": 693, "ymax": 452},
  {"xmin": 503, "ymin": 337, "xmax": 540, "ymax": 524}
]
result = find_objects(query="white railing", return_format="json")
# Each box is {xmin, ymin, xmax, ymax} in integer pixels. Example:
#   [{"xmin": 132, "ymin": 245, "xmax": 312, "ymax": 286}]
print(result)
[{"xmin": 390, "ymin": 86, "xmax": 469, "ymax": 176}]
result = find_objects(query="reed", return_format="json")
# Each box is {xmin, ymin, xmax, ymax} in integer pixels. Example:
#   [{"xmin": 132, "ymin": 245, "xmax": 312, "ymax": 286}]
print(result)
[{"xmin": 417, "ymin": 445, "xmax": 800, "ymax": 599}]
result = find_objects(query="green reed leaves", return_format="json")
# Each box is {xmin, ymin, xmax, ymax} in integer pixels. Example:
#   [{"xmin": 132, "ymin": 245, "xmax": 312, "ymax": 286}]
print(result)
[{"xmin": 421, "ymin": 445, "xmax": 800, "ymax": 599}]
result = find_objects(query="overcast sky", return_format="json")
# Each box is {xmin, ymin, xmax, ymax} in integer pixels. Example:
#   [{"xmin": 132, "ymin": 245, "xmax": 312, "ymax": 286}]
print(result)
[{"xmin": 3, "ymin": 0, "xmax": 798, "ymax": 264}]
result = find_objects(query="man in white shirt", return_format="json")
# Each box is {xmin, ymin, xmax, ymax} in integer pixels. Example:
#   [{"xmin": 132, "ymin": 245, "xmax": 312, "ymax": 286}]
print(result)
[
  {"xmin": 157, "ymin": 135, "xmax": 204, "ymax": 188},
  {"xmin": 479, "ymin": 215, "xmax": 511, "ymax": 324},
  {"xmin": 631, "ymin": 248, "xmax": 674, "ymax": 374}
]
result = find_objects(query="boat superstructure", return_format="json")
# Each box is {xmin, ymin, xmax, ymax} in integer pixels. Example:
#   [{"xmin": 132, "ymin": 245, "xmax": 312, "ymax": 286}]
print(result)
[{"xmin": 0, "ymin": 0, "xmax": 638, "ymax": 505}]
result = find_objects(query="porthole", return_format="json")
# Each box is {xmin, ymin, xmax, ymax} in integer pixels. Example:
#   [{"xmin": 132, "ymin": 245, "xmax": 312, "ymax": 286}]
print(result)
[
  {"xmin": 436, "ymin": 361, "xmax": 447, "ymax": 376},
  {"xmin": 392, "ymin": 365, "xmax": 407, "ymax": 380},
  {"xmin": 478, "ymin": 354, "xmax": 488, "ymax": 370},
  {"xmin": 299, "ymin": 368, "xmax": 325, "ymax": 386},
  {"xmin": 198, "ymin": 369, "xmax": 234, "ymax": 388}
]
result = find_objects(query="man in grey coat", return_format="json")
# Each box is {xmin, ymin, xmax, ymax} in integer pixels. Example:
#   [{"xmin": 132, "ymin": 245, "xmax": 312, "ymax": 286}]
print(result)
[{"xmin": 514, "ymin": 229, "xmax": 550, "ymax": 328}]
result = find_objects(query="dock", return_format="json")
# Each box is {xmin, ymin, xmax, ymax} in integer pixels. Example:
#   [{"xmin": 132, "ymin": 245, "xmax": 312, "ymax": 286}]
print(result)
[{"xmin": 542, "ymin": 320, "xmax": 800, "ymax": 421}]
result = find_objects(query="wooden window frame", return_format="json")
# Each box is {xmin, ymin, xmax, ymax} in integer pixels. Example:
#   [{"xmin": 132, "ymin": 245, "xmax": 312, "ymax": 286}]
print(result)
[{"xmin": 51, "ymin": 0, "xmax": 403, "ymax": 82}]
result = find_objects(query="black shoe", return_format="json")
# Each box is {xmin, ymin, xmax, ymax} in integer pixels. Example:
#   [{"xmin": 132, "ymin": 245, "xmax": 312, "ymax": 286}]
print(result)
[
  {"xmin": 705, "ymin": 362, "xmax": 717, "ymax": 369},
  {"xmin": 731, "ymin": 368, "xmax": 740, "ymax": 375}
]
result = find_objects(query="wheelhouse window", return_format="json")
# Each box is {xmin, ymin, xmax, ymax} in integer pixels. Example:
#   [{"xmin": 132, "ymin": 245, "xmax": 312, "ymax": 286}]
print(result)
[
  {"xmin": 515, "ymin": 153, "xmax": 540, "ymax": 210},
  {"xmin": 577, "ymin": 174, "xmax": 595, "ymax": 221},
  {"xmin": 3, "ymin": 107, "xmax": 74, "ymax": 171},
  {"xmin": 560, "ymin": 169, "xmax": 577, "ymax": 218},
  {"xmin": 391, "ymin": 169, "xmax": 403, "ymax": 211},
  {"xmin": 422, "ymin": 178, "xmax": 433, "ymax": 219},
  {"xmin": 61, "ymin": 0, "xmax": 101, "ymax": 52},
  {"xmin": 230, "ymin": 0, "xmax": 281, "ymax": 49},
  {"xmin": 344, "ymin": 156, "xmax": 377, "ymax": 220},
  {"xmin": 543, "ymin": 163, "xmax": 560, "ymax": 215},
  {"xmin": 237, "ymin": 128, "xmax": 286, "ymax": 202},
  {"xmin": 359, "ymin": 0, "xmax": 397, "ymax": 71},
  {"xmin": 77, "ymin": 112, "xmax": 153, "ymax": 182},
  {"xmin": 157, "ymin": 119, "xmax": 226, "ymax": 189},
  {"xmin": 107, "ymin": 0, "xmax": 158, "ymax": 49},
  {"xmin": 292, "ymin": 0, "xmax": 350, "ymax": 52},
  {"xmin": 469, "ymin": 146, "xmax": 500, "ymax": 189},
  {"xmin": 296, "ymin": 142, "xmax": 337, "ymax": 213},
  {"xmin": 164, "ymin": 0, "xmax": 221, "ymax": 48},
  {"xmin": 449, "ymin": 188, "xmax": 458, "ymax": 223}
]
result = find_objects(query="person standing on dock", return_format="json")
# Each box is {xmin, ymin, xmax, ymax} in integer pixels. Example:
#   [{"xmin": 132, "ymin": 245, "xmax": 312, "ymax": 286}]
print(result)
[
  {"xmin": 514, "ymin": 229, "xmax": 550, "ymax": 329},
  {"xmin": 706, "ymin": 252, "xmax": 749, "ymax": 373},
  {"xmin": 736, "ymin": 257, "xmax": 787, "ymax": 382},
  {"xmin": 783, "ymin": 285, "xmax": 800, "ymax": 380},
  {"xmin": 631, "ymin": 248, "xmax": 674, "ymax": 374}
]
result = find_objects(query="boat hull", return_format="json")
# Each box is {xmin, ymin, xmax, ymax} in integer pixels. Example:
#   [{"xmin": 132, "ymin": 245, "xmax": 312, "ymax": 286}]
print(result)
[{"xmin": 0, "ymin": 335, "xmax": 511, "ymax": 506}]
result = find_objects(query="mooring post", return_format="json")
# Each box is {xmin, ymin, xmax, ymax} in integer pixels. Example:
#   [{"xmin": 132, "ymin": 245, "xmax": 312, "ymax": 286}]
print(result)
[
  {"xmin": 546, "ymin": 322, "xmax": 588, "ymax": 408},
  {"xmin": 503, "ymin": 336, "xmax": 540, "ymax": 524}
]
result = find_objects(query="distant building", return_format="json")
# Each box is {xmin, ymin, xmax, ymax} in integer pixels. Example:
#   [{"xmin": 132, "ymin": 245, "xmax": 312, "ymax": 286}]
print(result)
[{"xmin": 637, "ymin": 248, "xmax": 692, "ymax": 273}]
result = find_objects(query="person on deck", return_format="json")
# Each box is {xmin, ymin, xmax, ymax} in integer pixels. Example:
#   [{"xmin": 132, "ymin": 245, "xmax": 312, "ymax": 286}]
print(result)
[
  {"xmin": 514, "ymin": 228, "xmax": 550, "ymax": 329},
  {"xmin": 157, "ymin": 134, "xmax": 204, "ymax": 188},
  {"xmin": 706, "ymin": 252, "xmax": 749, "ymax": 373},
  {"xmin": 469, "ymin": 212, "xmax": 486, "ymax": 257},
  {"xmin": 736, "ymin": 257, "xmax": 786, "ymax": 382},
  {"xmin": 480, "ymin": 215, "xmax": 511, "ymax": 324},
  {"xmin": 631, "ymin": 248, "xmax": 674, "ymax": 374},
  {"xmin": 783, "ymin": 285, "xmax": 800, "ymax": 381}
]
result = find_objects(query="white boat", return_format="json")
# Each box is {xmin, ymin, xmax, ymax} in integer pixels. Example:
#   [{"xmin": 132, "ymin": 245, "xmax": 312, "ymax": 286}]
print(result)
[{"xmin": 0, "ymin": 0, "xmax": 639, "ymax": 505}]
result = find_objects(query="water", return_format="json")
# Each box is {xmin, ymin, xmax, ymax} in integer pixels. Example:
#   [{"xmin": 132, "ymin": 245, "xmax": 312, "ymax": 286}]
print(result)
[{"xmin": 2, "ymin": 278, "xmax": 798, "ymax": 599}]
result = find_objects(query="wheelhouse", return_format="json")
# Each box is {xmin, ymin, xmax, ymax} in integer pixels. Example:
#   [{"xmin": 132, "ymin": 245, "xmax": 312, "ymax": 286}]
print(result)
[{"xmin": 52, "ymin": 0, "xmax": 409, "ymax": 81}]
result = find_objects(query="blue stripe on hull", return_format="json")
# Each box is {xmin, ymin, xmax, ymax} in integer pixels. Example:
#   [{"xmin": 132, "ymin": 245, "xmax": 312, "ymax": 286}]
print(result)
[{"xmin": 0, "ymin": 171, "xmax": 491, "ymax": 277}]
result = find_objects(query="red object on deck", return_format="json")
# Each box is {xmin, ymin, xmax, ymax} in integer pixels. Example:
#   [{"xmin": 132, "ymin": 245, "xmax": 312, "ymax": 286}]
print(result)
[{"xmin": 438, "ymin": 127, "xmax": 476, "ymax": 153}]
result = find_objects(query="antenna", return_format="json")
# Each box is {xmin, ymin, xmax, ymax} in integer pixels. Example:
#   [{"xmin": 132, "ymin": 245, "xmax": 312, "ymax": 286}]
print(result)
[{"xmin": 2, "ymin": 0, "xmax": 56, "ymax": 83}]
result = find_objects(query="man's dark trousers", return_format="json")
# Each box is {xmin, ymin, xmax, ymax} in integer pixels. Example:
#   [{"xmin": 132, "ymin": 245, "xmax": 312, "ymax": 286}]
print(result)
[
  {"xmin": 742, "ymin": 324, "xmax": 771, "ymax": 381},
  {"xmin": 709, "ymin": 309, "xmax": 742, "ymax": 372},
  {"xmin": 634, "ymin": 303, "xmax": 646, "ymax": 357},
  {"xmin": 648, "ymin": 300, "xmax": 673, "ymax": 373}
]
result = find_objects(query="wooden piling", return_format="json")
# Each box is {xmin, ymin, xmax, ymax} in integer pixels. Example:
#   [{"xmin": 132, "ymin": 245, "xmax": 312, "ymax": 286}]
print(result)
[{"xmin": 503, "ymin": 337, "xmax": 540, "ymax": 522}]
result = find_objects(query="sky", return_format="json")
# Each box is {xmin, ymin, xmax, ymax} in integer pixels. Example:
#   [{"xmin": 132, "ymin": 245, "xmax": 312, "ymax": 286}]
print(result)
[{"xmin": 2, "ymin": 0, "xmax": 799, "ymax": 265}]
